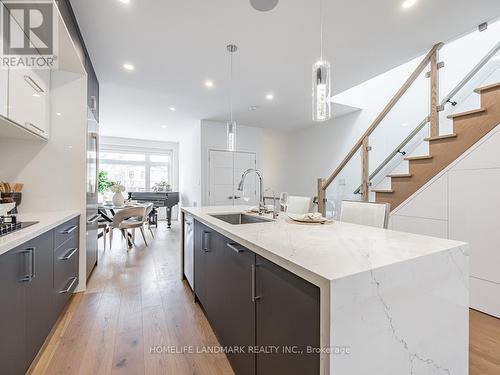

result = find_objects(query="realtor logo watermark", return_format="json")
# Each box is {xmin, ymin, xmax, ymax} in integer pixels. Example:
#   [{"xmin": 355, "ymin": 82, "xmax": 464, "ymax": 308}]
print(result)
[{"xmin": 0, "ymin": 1, "xmax": 58, "ymax": 69}]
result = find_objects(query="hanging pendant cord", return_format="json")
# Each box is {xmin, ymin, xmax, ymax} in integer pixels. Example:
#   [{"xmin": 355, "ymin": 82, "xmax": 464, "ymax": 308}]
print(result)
[
  {"xmin": 320, "ymin": 0, "xmax": 323, "ymax": 61},
  {"xmin": 229, "ymin": 50, "xmax": 234, "ymax": 123}
]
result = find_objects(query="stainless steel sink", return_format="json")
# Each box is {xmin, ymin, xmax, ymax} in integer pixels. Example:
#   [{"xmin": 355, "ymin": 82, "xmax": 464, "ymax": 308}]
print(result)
[{"xmin": 210, "ymin": 213, "xmax": 273, "ymax": 225}]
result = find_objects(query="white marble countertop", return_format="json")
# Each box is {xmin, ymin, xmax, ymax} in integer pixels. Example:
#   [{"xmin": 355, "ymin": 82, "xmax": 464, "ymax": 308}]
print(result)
[
  {"xmin": 0, "ymin": 211, "xmax": 81, "ymax": 256},
  {"xmin": 182, "ymin": 205, "xmax": 467, "ymax": 284}
]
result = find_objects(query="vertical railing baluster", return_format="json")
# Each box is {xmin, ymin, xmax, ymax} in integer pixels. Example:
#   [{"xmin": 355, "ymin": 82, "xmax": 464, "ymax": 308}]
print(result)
[
  {"xmin": 361, "ymin": 137, "xmax": 369, "ymax": 202},
  {"xmin": 317, "ymin": 178, "xmax": 326, "ymax": 216},
  {"xmin": 430, "ymin": 49, "xmax": 440, "ymax": 138}
]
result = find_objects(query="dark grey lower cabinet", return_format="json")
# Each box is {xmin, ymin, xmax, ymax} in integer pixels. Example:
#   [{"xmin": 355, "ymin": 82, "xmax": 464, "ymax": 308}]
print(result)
[
  {"xmin": 193, "ymin": 220, "xmax": 320, "ymax": 375},
  {"xmin": 255, "ymin": 255, "xmax": 320, "ymax": 375},
  {"xmin": 0, "ymin": 217, "xmax": 79, "ymax": 375},
  {"xmin": 25, "ymin": 231, "xmax": 55, "ymax": 363},
  {"xmin": 222, "ymin": 240, "xmax": 256, "ymax": 375},
  {"xmin": 0, "ymin": 244, "xmax": 28, "ymax": 375}
]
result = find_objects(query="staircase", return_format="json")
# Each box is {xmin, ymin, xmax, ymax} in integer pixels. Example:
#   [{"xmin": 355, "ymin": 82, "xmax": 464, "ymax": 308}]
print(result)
[
  {"xmin": 317, "ymin": 40, "xmax": 500, "ymax": 217},
  {"xmin": 375, "ymin": 82, "xmax": 500, "ymax": 209}
]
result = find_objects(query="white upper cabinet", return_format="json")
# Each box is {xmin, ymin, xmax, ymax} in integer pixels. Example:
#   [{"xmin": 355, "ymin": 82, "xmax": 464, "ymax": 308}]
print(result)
[
  {"xmin": 0, "ymin": 1, "xmax": 51, "ymax": 140},
  {"xmin": 8, "ymin": 67, "xmax": 51, "ymax": 139},
  {"xmin": 0, "ymin": 69, "xmax": 7, "ymax": 118}
]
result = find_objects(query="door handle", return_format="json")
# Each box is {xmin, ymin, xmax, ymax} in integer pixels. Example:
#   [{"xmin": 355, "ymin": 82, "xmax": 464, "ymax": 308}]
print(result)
[
  {"xmin": 251, "ymin": 264, "xmax": 260, "ymax": 302},
  {"xmin": 60, "ymin": 248, "xmax": 78, "ymax": 261},
  {"xmin": 227, "ymin": 243, "xmax": 244, "ymax": 253},
  {"xmin": 61, "ymin": 225, "xmax": 78, "ymax": 234},
  {"xmin": 227, "ymin": 196, "xmax": 241, "ymax": 200},
  {"xmin": 202, "ymin": 230, "xmax": 211, "ymax": 252}
]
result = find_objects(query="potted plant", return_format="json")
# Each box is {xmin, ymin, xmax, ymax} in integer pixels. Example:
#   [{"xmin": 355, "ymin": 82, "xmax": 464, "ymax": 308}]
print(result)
[
  {"xmin": 153, "ymin": 181, "xmax": 172, "ymax": 192},
  {"xmin": 110, "ymin": 182, "xmax": 126, "ymax": 206},
  {"xmin": 98, "ymin": 171, "xmax": 112, "ymax": 202}
]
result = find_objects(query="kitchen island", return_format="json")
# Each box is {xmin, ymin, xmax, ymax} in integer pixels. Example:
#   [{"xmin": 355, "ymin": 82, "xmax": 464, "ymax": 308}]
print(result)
[{"xmin": 181, "ymin": 205, "xmax": 469, "ymax": 375}]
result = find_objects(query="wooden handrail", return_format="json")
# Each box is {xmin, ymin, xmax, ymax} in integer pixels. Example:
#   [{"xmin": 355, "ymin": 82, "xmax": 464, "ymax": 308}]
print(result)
[{"xmin": 321, "ymin": 42, "xmax": 444, "ymax": 191}]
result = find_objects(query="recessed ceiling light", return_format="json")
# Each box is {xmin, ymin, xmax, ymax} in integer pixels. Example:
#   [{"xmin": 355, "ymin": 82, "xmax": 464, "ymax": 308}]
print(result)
[
  {"xmin": 119, "ymin": 0, "xmax": 130, "ymax": 4},
  {"xmin": 205, "ymin": 80, "xmax": 214, "ymax": 88},
  {"xmin": 161, "ymin": 125, "xmax": 167, "ymax": 129},
  {"xmin": 56, "ymin": 112, "xmax": 62, "ymax": 116},
  {"xmin": 123, "ymin": 63, "xmax": 135, "ymax": 71},
  {"xmin": 169, "ymin": 107, "xmax": 176, "ymax": 111},
  {"xmin": 266, "ymin": 93, "xmax": 274, "ymax": 100},
  {"xmin": 401, "ymin": 0, "xmax": 417, "ymax": 9}
]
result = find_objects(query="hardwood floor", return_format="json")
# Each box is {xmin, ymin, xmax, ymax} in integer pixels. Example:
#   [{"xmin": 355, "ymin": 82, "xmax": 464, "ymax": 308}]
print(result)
[
  {"xmin": 470, "ymin": 309, "xmax": 500, "ymax": 375},
  {"xmin": 28, "ymin": 222, "xmax": 500, "ymax": 375},
  {"xmin": 29, "ymin": 222, "xmax": 234, "ymax": 375}
]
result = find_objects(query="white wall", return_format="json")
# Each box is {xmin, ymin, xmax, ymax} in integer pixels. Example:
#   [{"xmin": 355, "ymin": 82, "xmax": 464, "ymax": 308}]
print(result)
[
  {"xmin": 262, "ymin": 129, "xmax": 291, "ymax": 195},
  {"xmin": 390, "ymin": 124, "xmax": 500, "ymax": 318},
  {"xmin": 179, "ymin": 122, "xmax": 202, "ymax": 208}
]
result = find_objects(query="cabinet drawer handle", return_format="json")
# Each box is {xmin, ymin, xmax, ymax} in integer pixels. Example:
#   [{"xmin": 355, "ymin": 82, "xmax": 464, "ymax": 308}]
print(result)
[
  {"xmin": 24, "ymin": 75, "xmax": 44, "ymax": 93},
  {"xmin": 60, "ymin": 247, "xmax": 78, "ymax": 261},
  {"xmin": 251, "ymin": 264, "xmax": 260, "ymax": 302},
  {"xmin": 21, "ymin": 247, "xmax": 35, "ymax": 282},
  {"xmin": 61, "ymin": 225, "xmax": 78, "ymax": 234},
  {"xmin": 202, "ymin": 230, "xmax": 211, "ymax": 252},
  {"xmin": 87, "ymin": 214, "xmax": 100, "ymax": 225},
  {"xmin": 59, "ymin": 277, "xmax": 77, "ymax": 294},
  {"xmin": 227, "ymin": 243, "xmax": 244, "ymax": 253},
  {"xmin": 25, "ymin": 122, "xmax": 48, "ymax": 136}
]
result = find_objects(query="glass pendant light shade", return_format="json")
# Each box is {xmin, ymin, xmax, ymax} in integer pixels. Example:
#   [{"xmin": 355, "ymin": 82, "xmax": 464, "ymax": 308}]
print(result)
[
  {"xmin": 312, "ymin": 60, "xmax": 331, "ymax": 122},
  {"xmin": 227, "ymin": 120, "xmax": 236, "ymax": 152},
  {"xmin": 226, "ymin": 44, "xmax": 238, "ymax": 151}
]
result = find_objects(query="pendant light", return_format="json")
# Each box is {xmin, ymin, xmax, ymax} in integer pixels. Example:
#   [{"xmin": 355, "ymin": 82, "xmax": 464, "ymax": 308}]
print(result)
[
  {"xmin": 227, "ymin": 44, "xmax": 238, "ymax": 151},
  {"xmin": 250, "ymin": 0, "xmax": 279, "ymax": 12},
  {"xmin": 312, "ymin": 0, "xmax": 331, "ymax": 122}
]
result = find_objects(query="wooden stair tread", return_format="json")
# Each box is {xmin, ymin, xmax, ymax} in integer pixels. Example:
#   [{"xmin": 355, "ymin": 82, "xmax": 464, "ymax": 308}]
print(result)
[
  {"xmin": 405, "ymin": 155, "xmax": 433, "ymax": 161},
  {"xmin": 372, "ymin": 189, "xmax": 394, "ymax": 193},
  {"xmin": 474, "ymin": 82, "xmax": 500, "ymax": 94},
  {"xmin": 447, "ymin": 108, "xmax": 486, "ymax": 119},
  {"xmin": 424, "ymin": 133, "xmax": 457, "ymax": 141},
  {"xmin": 387, "ymin": 173, "xmax": 412, "ymax": 178}
]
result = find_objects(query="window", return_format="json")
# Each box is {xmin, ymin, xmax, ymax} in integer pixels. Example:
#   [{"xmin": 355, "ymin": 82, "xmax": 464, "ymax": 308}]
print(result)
[{"xmin": 99, "ymin": 148, "xmax": 173, "ymax": 193}]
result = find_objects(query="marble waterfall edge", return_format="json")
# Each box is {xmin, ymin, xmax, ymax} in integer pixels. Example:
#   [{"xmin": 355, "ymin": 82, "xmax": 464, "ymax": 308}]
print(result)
[{"xmin": 330, "ymin": 245, "xmax": 469, "ymax": 375}]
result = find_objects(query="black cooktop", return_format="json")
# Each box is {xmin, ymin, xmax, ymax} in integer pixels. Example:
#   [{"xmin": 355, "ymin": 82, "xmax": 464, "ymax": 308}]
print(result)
[{"xmin": 0, "ymin": 221, "xmax": 39, "ymax": 238}]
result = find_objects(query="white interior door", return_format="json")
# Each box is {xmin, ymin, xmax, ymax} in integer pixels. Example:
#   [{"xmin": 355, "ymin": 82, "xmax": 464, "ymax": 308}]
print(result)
[{"xmin": 208, "ymin": 150, "xmax": 257, "ymax": 206}]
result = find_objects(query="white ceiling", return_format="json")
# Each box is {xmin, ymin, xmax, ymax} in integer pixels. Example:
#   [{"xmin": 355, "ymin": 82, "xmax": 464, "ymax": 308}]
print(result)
[{"xmin": 70, "ymin": 0, "xmax": 500, "ymax": 141}]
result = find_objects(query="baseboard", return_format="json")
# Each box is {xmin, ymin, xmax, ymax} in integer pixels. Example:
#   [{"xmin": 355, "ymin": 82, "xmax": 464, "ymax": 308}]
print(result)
[{"xmin": 470, "ymin": 277, "xmax": 500, "ymax": 318}]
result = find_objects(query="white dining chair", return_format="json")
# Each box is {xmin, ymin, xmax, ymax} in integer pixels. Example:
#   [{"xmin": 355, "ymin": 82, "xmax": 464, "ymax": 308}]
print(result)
[
  {"xmin": 286, "ymin": 196, "xmax": 313, "ymax": 215},
  {"xmin": 109, "ymin": 206, "xmax": 149, "ymax": 249},
  {"xmin": 142, "ymin": 203, "xmax": 155, "ymax": 239},
  {"xmin": 339, "ymin": 200, "xmax": 390, "ymax": 229}
]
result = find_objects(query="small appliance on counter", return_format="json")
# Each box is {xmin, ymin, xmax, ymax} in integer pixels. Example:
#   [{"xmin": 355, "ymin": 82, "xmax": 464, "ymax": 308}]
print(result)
[{"xmin": 0, "ymin": 214, "xmax": 38, "ymax": 237}]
